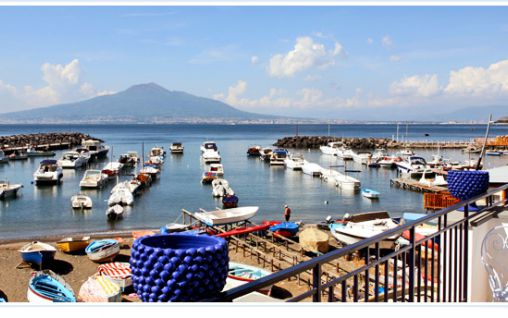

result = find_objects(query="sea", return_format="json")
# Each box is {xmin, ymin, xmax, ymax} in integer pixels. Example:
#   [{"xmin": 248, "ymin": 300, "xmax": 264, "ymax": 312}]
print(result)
[{"xmin": 1, "ymin": 123, "xmax": 508, "ymax": 240}]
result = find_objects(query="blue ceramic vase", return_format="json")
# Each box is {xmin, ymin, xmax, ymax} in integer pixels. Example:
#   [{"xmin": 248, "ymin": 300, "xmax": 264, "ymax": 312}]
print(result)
[
  {"xmin": 447, "ymin": 170, "xmax": 489, "ymax": 211},
  {"xmin": 130, "ymin": 234, "xmax": 229, "ymax": 302}
]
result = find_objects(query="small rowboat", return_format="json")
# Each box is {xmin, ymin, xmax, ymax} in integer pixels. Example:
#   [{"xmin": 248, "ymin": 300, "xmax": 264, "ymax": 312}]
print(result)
[
  {"xmin": 78, "ymin": 274, "xmax": 121, "ymax": 302},
  {"xmin": 106, "ymin": 204, "xmax": 124, "ymax": 221},
  {"xmin": 217, "ymin": 221, "xmax": 278, "ymax": 238},
  {"xmin": 222, "ymin": 194, "xmax": 239, "ymax": 209},
  {"xmin": 27, "ymin": 270, "xmax": 76, "ymax": 303},
  {"xmin": 56, "ymin": 236, "xmax": 91, "ymax": 253},
  {"xmin": 19, "ymin": 242, "xmax": 56, "ymax": 268},
  {"xmin": 228, "ymin": 262, "xmax": 273, "ymax": 294},
  {"xmin": 71, "ymin": 194, "xmax": 93, "ymax": 209},
  {"xmin": 97, "ymin": 262, "xmax": 132, "ymax": 290},
  {"xmin": 362, "ymin": 188, "xmax": 380, "ymax": 199},
  {"xmin": 269, "ymin": 222, "xmax": 299, "ymax": 237},
  {"xmin": 193, "ymin": 206, "xmax": 258, "ymax": 226},
  {"xmin": 85, "ymin": 239, "xmax": 120, "ymax": 263}
]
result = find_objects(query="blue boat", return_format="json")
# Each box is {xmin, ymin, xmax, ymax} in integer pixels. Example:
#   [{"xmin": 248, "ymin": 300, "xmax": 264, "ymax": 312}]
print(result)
[
  {"xmin": 27, "ymin": 270, "xmax": 76, "ymax": 303},
  {"xmin": 18, "ymin": 241, "xmax": 56, "ymax": 268},
  {"xmin": 269, "ymin": 222, "xmax": 299, "ymax": 237},
  {"xmin": 362, "ymin": 188, "xmax": 380, "ymax": 199},
  {"xmin": 85, "ymin": 239, "xmax": 120, "ymax": 263}
]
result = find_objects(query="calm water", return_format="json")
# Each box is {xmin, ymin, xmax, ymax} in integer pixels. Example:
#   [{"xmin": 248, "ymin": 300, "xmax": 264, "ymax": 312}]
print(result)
[{"xmin": 1, "ymin": 124, "xmax": 507, "ymax": 240}]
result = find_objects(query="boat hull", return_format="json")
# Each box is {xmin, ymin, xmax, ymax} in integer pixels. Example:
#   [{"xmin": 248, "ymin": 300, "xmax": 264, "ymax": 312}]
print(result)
[{"xmin": 20, "ymin": 251, "xmax": 56, "ymax": 267}]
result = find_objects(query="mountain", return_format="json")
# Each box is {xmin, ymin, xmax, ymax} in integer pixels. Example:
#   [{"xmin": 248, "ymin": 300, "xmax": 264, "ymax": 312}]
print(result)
[
  {"xmin": 435, "ymin": 105, "xmax": 508, "ymax": 122},
  {"xmin": 1, "ymin": 83, "xmax": 280, "ymax": 123}
]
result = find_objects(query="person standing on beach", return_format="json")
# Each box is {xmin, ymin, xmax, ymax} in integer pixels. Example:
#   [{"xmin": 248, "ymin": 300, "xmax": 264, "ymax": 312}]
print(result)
[{"xmin": 284, "ymin": 204, "xmax": 291, "ymax": 222}]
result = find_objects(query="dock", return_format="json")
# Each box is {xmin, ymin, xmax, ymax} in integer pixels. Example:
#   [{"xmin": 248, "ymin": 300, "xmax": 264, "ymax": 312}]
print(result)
[
  {"xmin": 0, "ymin": 132, "xmax": 100, "ymax": 154},
  {"xmin": 390, "ymin": 178, "xmax": 448, "ymax": 193}
]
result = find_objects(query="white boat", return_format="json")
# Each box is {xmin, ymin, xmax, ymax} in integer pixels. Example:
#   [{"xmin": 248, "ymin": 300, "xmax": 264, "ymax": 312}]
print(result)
[
  {"xmin": 329, "ymin": 218, "xmax": 401, "ymax": 249},
  {"xmin": 398, "ymin": 148, "xmax": 415, "ymax": 156},
  {"xmin": 26, "ymin": 147, "xmax": 55, "ymax": 157},
  {"xmin": 108, "ymin": 184, "xmax": 134, "ymax": 206},
  {"xmin": 80, "ymin": 170, "xmax": 109, "ymax": 189},
  {"xmin": 170, "ymin": 142, "xmax": 184, "ymax": 154},
  {"xmin": 58, "ymin": 151, "xmax": 88, "ymax": 169},
  {"xmin": 319, "ymin": 142, "xmax": 343, "ymax": 156},
  {"xmin": 351, "ymin": 151, "xmax": 372, "ymax": 165},
  {"xmin": 106, "ymin": 204, "xmax": 124, "ymax": 221},
  {"xmin": 75, "ymin": 147, "xmax": 92, "ymax": 162},
  {"xmin": 371, "ymin": 148, "xmax": 387, "ymax": 161},
  {"xmin": 125, "ymin": 179, "xmax": 142, "ymax": 195},
  {"xmin": 302, "ymin": 160, "xmax": 323, "ymax": 177},
  {"xmin": 0, "ymin": 150, "xmax": 9, "ymax": 164},
  {"xmin": 8, "ymin": 150, "xmax": 28, "ymax": 160},
  {"xmin": 259, "ymin": 147, "xmax": 274, "ymax": 162},
  {"xmin": 194, "ymin": 206, "xmax": 259, "ymax": 226},
  {"xmin": 212, "ymin": 178, "xmax": 235, "ymax": 197},
  {"xmin": 71, "ymin": 194, "xmax": 93, "ymax": 209},
  {"xmin": 0, "ymin": 181, "xmax": 22, "ymax": 200},
  {"xmin": 395, "ymin": 156, "xmax": 433, "ymax": 179},
  {"xmin": 202, "ymin": 149, "xmax": 221, "ymax": 164},
  {"xmin": 270, "ymin": 149, "xmax": 288, "ymax": 166},
  {"xmin": 81, "ymin": 139, "xmax": 110, "ymax": 159},
  {"xmin": 284, "ymin": 153, "xmax": 304, "ymax": 170},
  {"xmin": 334, "ymin": 171, "xmax": 361, "ymax": 191},
  {"xmin": 118, "ymin": 151, "xmax": 139, "ymax": 167},
  {"xmin": 201, "ymin": 141, "xmax": 218, "ymax": 153},
  {"xmin": 377, "ymin": 155, "xmax": 401, "ymax": 168},
  {"xmin": 337, "ymin": 146, "xmax": 354, "ymax": 160},
  {"xmin": 33, "ymin": 160, "xmax": 63, "ymax": 185},
  {"xmin": 78, "ymin": 274, "xmax": 122, "ymax": 302},
  {"xmin": 106, "ymin": 205, "xmax": 124, "ymax": 221},
  {"xmin": 419, "ymin": 172, "xmax": 448, "ymax": 187},
  {"xmin": 101, "ymin": 162, "xmax": 124, "ymax": 177},
  {"xmin": 148, "ymin": 146, "xmax": 165, "ymax": 165},
  {"xmin": 27, "ymin": 270, "xmax": 76, "ymax": 303},
  {"xmin": 362, "ymin": 188, "xmax": 380, "ymax": 199},
  {"xmin": 139, "ymin": 166, "xmax": 160, "ymax": 180},
  {"xmin": 85, "ymin": 239, "xmax": 120, "ymax": 262}
]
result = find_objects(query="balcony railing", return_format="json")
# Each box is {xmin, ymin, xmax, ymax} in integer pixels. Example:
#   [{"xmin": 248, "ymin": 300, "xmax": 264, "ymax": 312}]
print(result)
[{"xmin": 214, "ymin": 183, "xmax": 508, "ymax": 302}]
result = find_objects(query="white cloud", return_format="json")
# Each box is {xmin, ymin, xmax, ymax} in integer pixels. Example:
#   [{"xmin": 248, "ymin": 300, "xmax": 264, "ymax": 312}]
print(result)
[
  {"xmin": 268, "ymin": 36, "xmax": 344, "ymax": 78},
  {"xmin": 382, "ymin": 35, "xmax": 393, "ymax": 48},
  {"xmin": 0, "ymin": 80, "xmax": 17, "ymax": 95},
  {"xmin": 390, "ymin": 74, "xmax": 440, "ymax": 97},
  {"xmin": 367, "ymin": 38, "xmax": 374, "ymax": 45},
  {"xmin": 444, "ymin": 59, "xmax": 508, "ymax": 96},
  {"xmin": 304, "ymin": 74, "xmax": 321, "ymax": 82},
  {"xmin": 389, "ymin": 55, "xmax": 401, "ymax": 62},
  {"xmin": 250, "ymin": 56, "xmax": 259, "ymax": 64}
]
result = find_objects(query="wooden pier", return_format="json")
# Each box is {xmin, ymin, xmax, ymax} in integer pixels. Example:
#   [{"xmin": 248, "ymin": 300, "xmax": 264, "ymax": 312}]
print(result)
[{"xmin": 390, "ymin": 178, "xmax": 448, "ymax": 193}]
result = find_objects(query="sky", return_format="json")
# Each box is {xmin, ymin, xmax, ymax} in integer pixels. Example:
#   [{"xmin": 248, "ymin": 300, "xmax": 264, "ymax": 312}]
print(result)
[{"xmin": 0, "ymin": 6, "xmax": 507, "ymax": 119}]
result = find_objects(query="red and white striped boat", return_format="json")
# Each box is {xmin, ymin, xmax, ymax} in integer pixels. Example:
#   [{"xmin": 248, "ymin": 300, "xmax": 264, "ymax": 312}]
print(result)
[{"xmin": 97, "ymin": 262, "xmax": 132, "ymax": 290}]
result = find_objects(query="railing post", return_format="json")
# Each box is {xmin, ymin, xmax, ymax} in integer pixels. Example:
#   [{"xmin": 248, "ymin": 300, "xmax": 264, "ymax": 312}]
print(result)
[
  {"xmin": 463, "ymin": 204, "xmax": 469, "ymax": 301},
  {"xmin": 408, "ymin": 227, "xmax": 416, "ymax": 302},
  {"xmin": 313, "ymin": 264, "xmax": 322, "ymax": 302}
]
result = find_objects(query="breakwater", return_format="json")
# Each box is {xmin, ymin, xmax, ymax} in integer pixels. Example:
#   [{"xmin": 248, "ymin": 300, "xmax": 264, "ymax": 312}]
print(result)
[
  {"xmin": 273, "ymin": 136, "xmax": 473, "ymax": 149},
  {"xmin": 0, "ymin": 132, "xmax": 100, "ymax": 153}
]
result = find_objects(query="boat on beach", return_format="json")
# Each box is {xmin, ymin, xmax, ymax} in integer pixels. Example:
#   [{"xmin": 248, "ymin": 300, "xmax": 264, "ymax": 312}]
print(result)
[
  {"xmin": 58, "ymin": 151, "xmax": 88, "ymax": 169},
  {"xmin": 71, "ymin": 194, "xmax": 93, "ymax": 209},
  {"xmin": 0, "ymin": 180, "xmax": 23, "ymax": 200},
  {"xmin": 33, "ymin": 160, "xmax": 63, "ymax": 185},
  {"xmin": 80, "ymin": 170, "xmax": 108, "ymax": 189},
  {"xmin": 85, "ymin": 239, "xmax": 120, "ymax": 263},
  {"xmin": 27, "ymin": 270, "xmax": 76, "ymax": 303},
  {"xmin": 19, "ymin": 241, "xmax": 57, "ymax": 268},
  {"xmin": 228, "ymin": 262, "xmax": 273, "ymax": 294},
  {"xmin": 194, "ymin": 206, "xmax": 259, "ymax": 226},
  {"xmin": 216, "ymin": 221, "xmax": 275, "ymax": 238},
  {"xmin": 170, "ymin": 142, "xmax": 184, "ymax": 154},
  {"xmin": 97, "ymin": 262, "xmax": 132, "ymax": 290},
  {"xmin": 269, "ymin": 222, "xmax": 299, "ymax": 237},
  {"xmin": 78, "ymin": 274, "xmax": 122, "ymax": 302},
  {"xmin": 57, "ymin": 236, "xmax": 91, "ymax": 253}
]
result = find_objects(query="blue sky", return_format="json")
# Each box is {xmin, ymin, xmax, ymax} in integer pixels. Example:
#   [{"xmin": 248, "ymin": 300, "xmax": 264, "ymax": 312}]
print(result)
[{"xmin": 0, "ymin": 6, "xmax": 507, "ymax": 119}]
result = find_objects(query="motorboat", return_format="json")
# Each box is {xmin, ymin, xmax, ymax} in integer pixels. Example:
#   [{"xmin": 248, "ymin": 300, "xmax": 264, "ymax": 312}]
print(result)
[
  {"xmin": 101, "ymin": 161, "xmax": 124, "ymax": 177},
  {"xmin": 246, "ymin": 145, "xmax": 262, "ymax": 157},
  {"xmin": 419, "ymin": 171, "xmax": 448, "ymax": 187},
  {"xmin": 139, "ymin": 165, "xmax": 160, "ymax": 181},
  {"xmin": 118, "ymin": 151, "xmax": 139, "ymax": 167},
  {"xmin": 26, "ymin": 146, "xmax": 55, "ymax": 157},
  {"xmin": 362, "ymin": 188, "xmax": 380, "ymax": 199},
  {"xmin": 302, "ymin": 160, "xmax": 323, "ymax": 177},
  {"xmin": 378, "ymin": 155, "xmax": 402, "ymax": 168},
  {"xmin": 19, "ymin": 241, "xmax": 56, "ymax": 268},
  {"xmin": 75, "ymin": 147, "xmax": 92, "ymax": 162},
  {"xmin": 259, "ymin": 147, "xmax": 274, "ymax": 162},
  {"xmin": 106, "ymin": 204, "xmax": 124, "ymax": 221},
  {"xmin": 8, "ymin": 150, "xmax": 28, "ymax": 160},
  {"xmin": 202, "ymin": 149, "xmax": 221, "ymax": 164},
  {"xmin": 149, "ymin": 146, "xmax": 166, "ymax": 164},
  {"xmin": 71, "ymin": 194, "xmax": 93, "ymax": 209},
  {"xmin": 33, "ymin": 160, "xmax": 63, "ymax": 185},
  {"xmin": 0, "ymin": 180, "xmax": 22, "ymax": 200},
  {"xmin": 395, "ymin": 156, "xmax": 433, "ymax": 179},
  {"xmin": 270, "ymin": 149, "xmax": 288, "ymax": 166},
  {"xmin": 351, "ymin": 151, "xmax": 372, "ymax": 165},
  {"xmin": 427, "ymin": 154, "xmax": 445, "ymax": 168},
  {"xmin": 58, "ymin": 151, "xmax": 88, "ymax": 169},
  {"xmin": 337, "ymin": 146, "xmax": 354, "ymax": 160},
  {"xmin": 371, "ymin": 148, "xmax": 387, "ymax": 161},
  {"xmin": 27, "ymin": 270, "xmax": 76, "ymax": 303},
  {"xmin": 212, "ymin": 178, "xmax": 234, "ymax": 197},
  {"xmin": 201, "ymin": 141, "xmax": 218, "ymax": 153},
  {"xmin": 284, "ymin": 153, "xmax": 304, "ymax": 170},
  {"xmin": 80, "ymin": 170, "xmax": 108, "ymax": 189},
  {"xmin": 486, "ymin": 150, "xmax": 503, "ymax": 156},
  {"xmin": 170, "ymin": 142, "xmax": 184, "ymax": 154},
  {"xmin": 202, "ymin": 163, "xmax": 224, "ymax": 184},
  {"xmin": 0, "ymin": 150, "xmax": 8, "ymax": 164},
  {"xmin": 81, "ymin": 139, "xmax": 110, "ymax": 159},
  {"xmin": 56, "ymin": 236, "xmax": 91, "ymax": 253},
  {"xmin": 193, "ymin": 206, "xmax": 259, "ymax": 226},
  {"xmin": 319, "ymin": 142, "xmax": 343, "ymax": 156},
  {"xmin": 85, "ymin": 239, "xmax": 120, "ymax": 263},
  {"xmin": 125, "ymin": 179, "xmax": 142, "ymax": 195},
  {"xmin": 222, "ymin": 194, "xmax": 239, "ymax": 209},
  {"xmin": 398, "ymin": 148, "xmax": 415, "ymax": 156},
  {"xmin": 108, "ymin": 183, "xmax": 134, "ymax": 206},
  {"xmin": 334, "ymin": 172, "xmax": 361, "ymax": 191}
]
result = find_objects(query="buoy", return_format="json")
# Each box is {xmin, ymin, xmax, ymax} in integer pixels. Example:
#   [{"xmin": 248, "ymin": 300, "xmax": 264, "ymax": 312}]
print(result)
[{"xmin": 324, "ymin": 200, "xmax": 329, "ymax": 205}]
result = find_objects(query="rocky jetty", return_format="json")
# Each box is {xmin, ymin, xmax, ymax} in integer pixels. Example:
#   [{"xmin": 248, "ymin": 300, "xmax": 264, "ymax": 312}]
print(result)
[
  {"xmin": 0, "ymin": 132, "xmax": 101, "ymax": 152},
  {"xmin": 273, "ymin": 136, "xmax": 396, "ymax": 149}
]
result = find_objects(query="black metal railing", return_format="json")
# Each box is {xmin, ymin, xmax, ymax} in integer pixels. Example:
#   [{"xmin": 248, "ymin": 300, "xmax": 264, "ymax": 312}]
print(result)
[{"xmin": 215, "ymin": 183, "xmax": 508, "ymax": 302}]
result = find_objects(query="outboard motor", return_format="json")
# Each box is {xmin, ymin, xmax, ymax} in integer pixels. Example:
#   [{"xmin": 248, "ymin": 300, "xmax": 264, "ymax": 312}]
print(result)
[{"xmin": 325, "ymin": 215, "xmax": 333, "ymax": 224}]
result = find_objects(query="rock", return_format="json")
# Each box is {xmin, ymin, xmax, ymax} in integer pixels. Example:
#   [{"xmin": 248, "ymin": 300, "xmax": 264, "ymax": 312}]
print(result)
[{"xmin": 299, "ymin": 227, "xmax": 330, "ymax": 254}]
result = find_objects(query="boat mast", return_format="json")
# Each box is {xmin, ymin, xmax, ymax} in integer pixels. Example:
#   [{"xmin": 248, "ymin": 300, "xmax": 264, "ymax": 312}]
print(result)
[
  {"xmin": 396, "ymin": 122, "xmax": 400, "ymax": 143},
  {"xmin": 475, "ymin": 114, "xmax": 493, "ymax": 170}
]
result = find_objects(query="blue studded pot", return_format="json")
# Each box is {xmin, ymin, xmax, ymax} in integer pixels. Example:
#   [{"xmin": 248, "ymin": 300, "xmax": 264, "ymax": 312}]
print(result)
[
  {"xmin": 447, "ymin": 170, "xmax": 489, "ymax": 211},
  {"xmin": 130, "ymin": 234, "xmax": 229, "ymax": 302}
]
